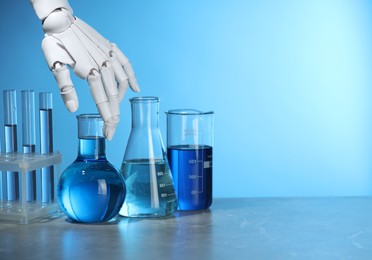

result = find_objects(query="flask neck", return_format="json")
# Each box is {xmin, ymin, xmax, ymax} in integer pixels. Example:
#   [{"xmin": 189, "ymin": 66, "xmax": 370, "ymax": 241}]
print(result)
[
  {"xmin": 77, "ymin": 137, "xmax": 106, "ymax": 160},
  {"xmin": 75, "ymin": 114, "xmax": 106, "ymax": 160},
  {"xmin": 131, "ymin": 100, "xmax": 159, "ymax": 128}
]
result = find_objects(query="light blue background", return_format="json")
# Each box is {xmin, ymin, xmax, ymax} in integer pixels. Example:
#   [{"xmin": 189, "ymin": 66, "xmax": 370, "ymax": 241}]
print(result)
[{"xmin": 1, "ymin": 0, "xmax": 372, "ymax": 198}]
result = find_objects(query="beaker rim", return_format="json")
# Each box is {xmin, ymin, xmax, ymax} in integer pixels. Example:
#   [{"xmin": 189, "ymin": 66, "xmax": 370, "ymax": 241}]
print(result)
[
  {"xmin": 76, "ymin": 113, "xmax": 102, "ymax": 120},
  {"xmin": 129, "ymin": 96, "xmax": 159, "ymax": 103},
  {"xmin": 165, "ymin": 109, "xmax": 214, "ymax": 115}
]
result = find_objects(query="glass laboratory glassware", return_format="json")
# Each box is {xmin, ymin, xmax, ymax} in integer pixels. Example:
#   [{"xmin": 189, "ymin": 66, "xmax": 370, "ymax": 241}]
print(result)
[
  {"xmin": 0, "ymin": 124, "xmax": 3, "ymax": 201},
  {"xmin": 165, "ymin": 109, "xmax": 214, "ymax": 210},
  {"xmin": 58, "ymin": 114, "xmax": 126, "ymax": 223},
  {"xmin": 120, "ymin": 97, "xmax": 178, "ymax": 218},
  {"xmin": 22, "ymin": 90, "xmax": 36, "ymax": 201},
  {"xmin": 3, "ymin": 90, "xmax": 19, "ymax": 201},
  {"xmin": 39, "ymin": 92, "xmax": 54, "ymax": 203}
]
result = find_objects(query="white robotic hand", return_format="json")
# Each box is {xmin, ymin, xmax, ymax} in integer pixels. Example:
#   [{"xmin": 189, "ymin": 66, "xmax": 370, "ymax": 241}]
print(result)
[{"xmin": 30, "ymin": 0, "xmax": 140, "ymax": 140}]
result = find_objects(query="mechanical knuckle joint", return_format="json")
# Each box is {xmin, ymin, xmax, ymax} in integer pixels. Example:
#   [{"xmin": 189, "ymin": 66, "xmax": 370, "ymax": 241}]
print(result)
[{"xmin": 42, "ymin": 9, "xmax": 74, "ymax": 35}]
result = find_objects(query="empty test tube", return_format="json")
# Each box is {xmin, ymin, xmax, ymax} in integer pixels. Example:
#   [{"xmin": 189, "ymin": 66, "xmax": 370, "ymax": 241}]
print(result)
[
  {"xmin": 22, "ymin": 90, "xmax": 37, "ymax": 201},
  {"xmin": 3, "ymin": 90, "xmax": 19, "ymax": 201},
  {"xmin": 39, "ymin": 92, "xmax": 54, "ymax": 203}
]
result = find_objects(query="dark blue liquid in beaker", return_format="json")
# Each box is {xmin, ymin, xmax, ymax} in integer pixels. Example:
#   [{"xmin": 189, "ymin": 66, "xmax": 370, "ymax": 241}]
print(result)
[
  {"xmin": 58, "ymin": 138, "xmax": 126, "ymax": 223},
  {"xmin": 167, "ymin": 145, "xmax": 212, "ymax": 210}
]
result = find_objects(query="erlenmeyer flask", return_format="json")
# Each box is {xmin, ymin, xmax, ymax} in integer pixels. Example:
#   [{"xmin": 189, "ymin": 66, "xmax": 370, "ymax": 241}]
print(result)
[{"xmin": 120, "ymin": 96, "xmax": 178, "ymax": 217}]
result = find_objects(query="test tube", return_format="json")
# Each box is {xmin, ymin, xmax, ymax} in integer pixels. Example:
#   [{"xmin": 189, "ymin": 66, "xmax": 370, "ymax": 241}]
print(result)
[
  {"xmin": 22, "ymin": 90, "xmax": 36, "ymax": 201},
  {"xmin": 39, "ymin": 92, "xmax": 54, "ymax": 203},
  {"xmin": 0, "ymin": 131, "xmax": 5, "ymax": 201},
  {"xmin": 3, "ymin": 90, "xmax": 19, "ymax": 201}
]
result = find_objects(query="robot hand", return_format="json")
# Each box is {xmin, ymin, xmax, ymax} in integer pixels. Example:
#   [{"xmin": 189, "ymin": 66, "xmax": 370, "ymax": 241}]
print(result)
[{"xmin": 30, "ymin": 0, "xmax": 140, "ymax": 140}]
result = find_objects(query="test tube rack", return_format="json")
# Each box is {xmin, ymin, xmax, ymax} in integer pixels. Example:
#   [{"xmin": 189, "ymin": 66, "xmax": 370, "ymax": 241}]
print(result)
[{"xmin": 0, "ymin": 152, "xmax": 62, "ymax": 224}]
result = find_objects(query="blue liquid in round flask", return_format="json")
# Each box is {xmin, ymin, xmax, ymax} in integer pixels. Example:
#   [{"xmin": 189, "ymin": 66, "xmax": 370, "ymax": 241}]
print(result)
[{"xmin": 58, "ymin": 114, "xmax": 126, "ymax": 223}]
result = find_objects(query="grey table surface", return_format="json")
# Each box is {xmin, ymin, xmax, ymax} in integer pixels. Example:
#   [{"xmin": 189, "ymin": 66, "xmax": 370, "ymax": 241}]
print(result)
[{"xmin": 1, "ymin": 197, "xmax": 372, "ymax": 259}]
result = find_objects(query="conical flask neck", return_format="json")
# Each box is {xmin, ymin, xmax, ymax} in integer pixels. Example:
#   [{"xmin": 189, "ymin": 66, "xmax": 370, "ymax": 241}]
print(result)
[
  {"xmin": 130, "ymin": 97, "xmax": 159, "ymax": 129},
  {"xmin": 125, "ymin": 97, "xmax": 166, "ymax": 161},
  {"xmin": 76, "ymin": 114, "xmax": 106, "ymax": 160}
]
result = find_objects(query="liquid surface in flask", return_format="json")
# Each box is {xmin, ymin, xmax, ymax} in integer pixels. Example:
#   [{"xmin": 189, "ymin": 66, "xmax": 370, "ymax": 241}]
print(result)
[
  {"xmin": 120, "ymin": 158, "xmax": 178, "ymax": 217},
  {"xmin": 58, "ymin": 137, "xmax": 126, "ymax": 223},
  {"xmin": 167, "ymin": 145, "xmax": 212, "ymax": 210}
]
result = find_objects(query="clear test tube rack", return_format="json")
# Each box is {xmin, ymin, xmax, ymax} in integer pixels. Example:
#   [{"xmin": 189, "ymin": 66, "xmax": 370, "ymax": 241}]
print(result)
[{"xmin": 0, "ymin": 152, "xmax": 61, "ymax": 224}]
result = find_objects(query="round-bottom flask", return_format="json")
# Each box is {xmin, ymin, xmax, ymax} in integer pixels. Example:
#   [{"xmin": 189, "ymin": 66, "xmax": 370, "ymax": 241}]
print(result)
[
  {"xmin": 58, "ymin": 114, "xmax": 126, "ymax": 223},
  {"xmin": 119, "ymin": 97, "xmax": 178, "ymax": 217}
]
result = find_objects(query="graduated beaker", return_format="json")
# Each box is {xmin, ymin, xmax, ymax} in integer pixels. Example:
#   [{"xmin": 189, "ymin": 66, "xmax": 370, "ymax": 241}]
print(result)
[
  {"xmin": 165, "ymin": 109, "xmax": 214, "ymax": 210},
  {"xmin": 120, "ymin": 97, "xmax": 178, "ymax": 218}
]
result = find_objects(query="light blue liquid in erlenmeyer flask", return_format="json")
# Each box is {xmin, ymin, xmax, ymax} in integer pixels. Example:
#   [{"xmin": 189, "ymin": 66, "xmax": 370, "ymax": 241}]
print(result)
[{"xmin": 120, "ymin": 158, "xmax": 177, "ymax": 217}]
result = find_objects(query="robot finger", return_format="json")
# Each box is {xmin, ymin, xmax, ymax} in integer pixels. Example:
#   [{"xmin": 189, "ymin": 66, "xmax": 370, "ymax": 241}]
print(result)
[
  {"xmin": 109, "ymin": 53, "xmax": 130, "ymax": 102},
  {"xmin": 87, "ymin": 69, "xmax": 117, "ymax": 140},
  {"xmin": 101, "ymin": 62, "xmax": 120, "ymax": 121},
  {"xmin": 52, "ymin": 63, "xmax": 79, "ymax": 112},
  {"xmin": 112, "ymin": 43, "xmax": 140, "ymax": 92}
]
